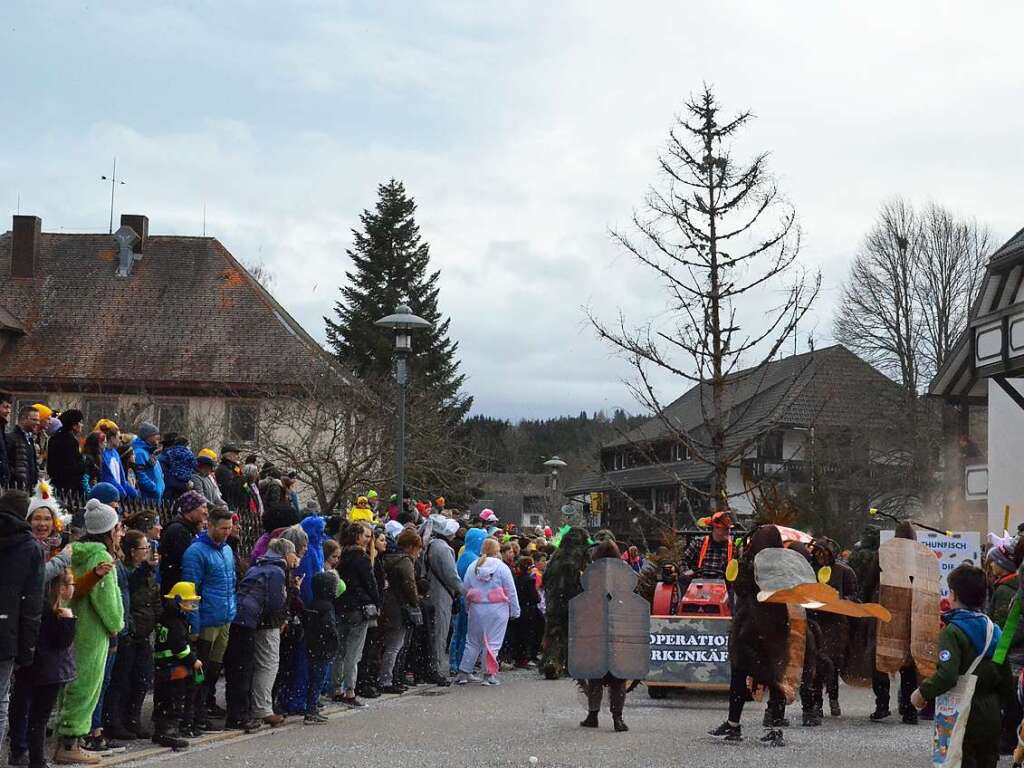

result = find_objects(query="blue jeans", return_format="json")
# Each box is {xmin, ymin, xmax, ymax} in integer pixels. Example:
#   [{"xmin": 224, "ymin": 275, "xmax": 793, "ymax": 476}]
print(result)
[
  {"xmin": 0, "ymin": 658, "xmax": 14, "ymax": 749},
  {"xmin": 91, "ymin": 647, "xmax": 117, "ymax": 731},
  {"xmin": 306, "ymin": 660, "xmax": 328, "ymax": 715},
  {"xmin": 448, "ymin": 599, "xmax": 467, "ymax": 674}
]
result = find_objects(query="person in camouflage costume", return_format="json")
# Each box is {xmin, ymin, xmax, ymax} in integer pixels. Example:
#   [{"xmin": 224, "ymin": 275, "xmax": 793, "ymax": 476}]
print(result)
[{"xmin": 541, "ymin": 527, "xmax": 591, "ymax": 680}]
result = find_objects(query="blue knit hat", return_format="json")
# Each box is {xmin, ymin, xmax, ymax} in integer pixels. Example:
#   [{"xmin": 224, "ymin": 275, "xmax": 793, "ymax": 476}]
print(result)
[{"xmin": 88, "ymin": 482, "xmax": 121, "ymax": 505}]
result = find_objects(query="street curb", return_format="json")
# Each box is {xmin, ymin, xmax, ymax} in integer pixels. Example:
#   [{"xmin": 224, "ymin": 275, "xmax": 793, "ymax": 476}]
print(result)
[{"xmin": 99, "ymin": 686, "xmax": 438, "ymax": 766}]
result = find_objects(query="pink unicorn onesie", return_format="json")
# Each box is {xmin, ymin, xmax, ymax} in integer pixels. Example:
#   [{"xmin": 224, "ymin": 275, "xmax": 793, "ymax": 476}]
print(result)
[{"xmin": 456, "ymin": 545, "xmax": 520, "ymax": 686}]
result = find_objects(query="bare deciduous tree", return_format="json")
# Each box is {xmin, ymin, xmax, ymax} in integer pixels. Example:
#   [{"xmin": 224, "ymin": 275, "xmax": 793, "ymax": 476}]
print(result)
[
  {"xmin": 916, "ymin": 204, "xmax": 991, "ymax": 375},
  {"xmin": 834, "ymin": 199, "xmax": 991, "ymax": 392},
  {"xmin": 257, "ymin": 365, "xmax": 385, "ymax": 513},
  {"xmin": 835, "ymin": 199, "xmax": 922, "ymax": 394},
  {"xmin": 590, "ymin": 86, "xmax": 821, "ymax": 509}
]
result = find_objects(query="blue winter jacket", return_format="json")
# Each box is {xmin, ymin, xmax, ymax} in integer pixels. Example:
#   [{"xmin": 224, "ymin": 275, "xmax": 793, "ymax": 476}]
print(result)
[
  {"xmin": 132, "ymin": 437, "xmax": 165, "ymax": 501},
  {"xmin": 457, "ymin": 528, "xmax": 487, "ymax": 579},
  {"xmin": 101, "ymin": 447, "xmax": 138, "ymax": 499},
  {"xmin": 181, "ymin": 531, "xmax": 237, "ymax": 634},
  {"xmin": 297, "ymin": 515, "xmax": 326, "ymax": 606}
]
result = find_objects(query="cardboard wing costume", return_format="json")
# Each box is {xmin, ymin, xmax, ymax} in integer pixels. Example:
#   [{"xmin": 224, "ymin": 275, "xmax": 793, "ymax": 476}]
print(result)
[
  {"xmin": 568, "ymin": 557, "xmax": 650, "ymax": 680},
  {"xmin": 751, "ymin": 548, "xmax": 891, "ymax": 698},
  {"xmin": 875, "ymin": 536, "xmax": 940, "ymax": 678},
  {"xmin": 754, "ymin": 548, "xmax": 891, "ymax": 621}
]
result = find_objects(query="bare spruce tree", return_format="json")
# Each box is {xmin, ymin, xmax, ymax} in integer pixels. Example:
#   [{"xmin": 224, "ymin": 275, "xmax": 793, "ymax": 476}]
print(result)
[{"xmin": 591, "ymin": 86, "xmax": 820, "ymax": 510}]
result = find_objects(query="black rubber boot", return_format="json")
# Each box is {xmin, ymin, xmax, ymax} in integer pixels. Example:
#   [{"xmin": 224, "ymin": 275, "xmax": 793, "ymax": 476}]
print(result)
[
  {"xmin": 613, "ymin": 716, "xmax": 628, "ymax": 733},
  {"xmin": 152, "ymin": 720, "xmax": 189, "ymax": 751},
  {"xmin": 580, "ymin": 711, "xmax": 599, "ymax": 728}
]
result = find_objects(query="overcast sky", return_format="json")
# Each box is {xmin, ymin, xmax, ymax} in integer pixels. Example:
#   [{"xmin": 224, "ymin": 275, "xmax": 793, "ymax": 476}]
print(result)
[{"xmin": 3, "ymin": 2, "xmax": 1022, "ymax": 420}]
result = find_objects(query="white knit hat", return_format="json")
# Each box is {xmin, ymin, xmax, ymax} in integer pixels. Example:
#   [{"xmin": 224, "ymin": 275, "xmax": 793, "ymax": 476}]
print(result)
[{"xmin": 84, "ymin": 498, "xmax": 119, "ymax": 535}]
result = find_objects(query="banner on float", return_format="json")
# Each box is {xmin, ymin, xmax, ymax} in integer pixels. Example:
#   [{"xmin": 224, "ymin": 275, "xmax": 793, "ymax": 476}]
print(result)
[
  {"xmin": 879, "ymin": 530, "xmax": 981, "ymax": 598},
  {"xmin": 646, "ymin": 616, "xmax": 731, "ymax": 687}
]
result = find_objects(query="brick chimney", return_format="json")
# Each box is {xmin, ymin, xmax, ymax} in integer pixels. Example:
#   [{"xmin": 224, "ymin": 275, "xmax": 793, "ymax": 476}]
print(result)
[
  {"xmin": 11, "ymin": 215, "xmax": 41, "ymax": 278},
  {"xmin": 120, "ymin": 214, "xmax": 148, "ymax": 253}
]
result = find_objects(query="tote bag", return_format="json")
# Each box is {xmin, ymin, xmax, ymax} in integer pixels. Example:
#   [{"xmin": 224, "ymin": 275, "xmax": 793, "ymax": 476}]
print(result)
[{"xmin": 931, "ymin": 618, "xmax": 994, "ymax": 768}]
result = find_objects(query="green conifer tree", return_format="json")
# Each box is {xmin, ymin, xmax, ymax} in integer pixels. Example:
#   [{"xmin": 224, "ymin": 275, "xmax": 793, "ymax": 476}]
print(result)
[{"xmin": 325, "ymin": 180, "xmax": 471, "ymax": 498}]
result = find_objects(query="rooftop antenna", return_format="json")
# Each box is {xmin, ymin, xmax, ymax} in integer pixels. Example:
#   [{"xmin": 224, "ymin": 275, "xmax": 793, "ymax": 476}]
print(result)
[
  {"xmin": 16, "ymin": 193, "xmax": 20, "ymax": 215},
  {"xmin": 203, "ymin": 203, "xmax": 207, "ymax": 236},
  {"xmin": 100, "ymin": 158, "xmax": 126, "ymax": 234}
]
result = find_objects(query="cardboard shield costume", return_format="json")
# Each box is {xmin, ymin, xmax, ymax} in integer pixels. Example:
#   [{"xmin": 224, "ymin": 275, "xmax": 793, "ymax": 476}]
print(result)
[
  {"xmin": 568, "ymin": 558, "xmax": 651, "ymax": 680},
  {"xmin": 876, "ymin": 537, "xmax": 940, "ymax": 678}
]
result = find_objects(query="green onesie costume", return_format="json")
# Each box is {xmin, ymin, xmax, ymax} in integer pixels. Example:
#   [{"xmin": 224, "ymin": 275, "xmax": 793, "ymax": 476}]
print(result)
[{"xmin": 57, "ymin": 542, "xmax": 125, "ymax": 737}]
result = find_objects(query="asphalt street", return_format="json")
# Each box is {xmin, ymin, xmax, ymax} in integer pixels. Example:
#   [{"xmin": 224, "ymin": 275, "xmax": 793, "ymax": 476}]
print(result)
[{"xmin": 116, "ymin": 671, "xmax": 933, "ymax": 768}]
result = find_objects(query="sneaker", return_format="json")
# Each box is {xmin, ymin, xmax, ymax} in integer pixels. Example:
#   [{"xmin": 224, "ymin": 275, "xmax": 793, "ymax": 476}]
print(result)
[
  {"xmin": 902, "ymin": 711, "xmax": 919, "ymax": 725},
  {"xmin": 355, "ymin": 685, "xmax": 380, "ymax": 699},
  {"xmin": 8, "ymin": 751, "xmax": 28, "ymax": 766},
  {"xmin": 760, "ymin": 729, "xmax": 786, "ymax": 747},
  {"xmin": 613, "ymin": 717, "xmax": 629, "ymax": 733},
  {"xmin": 206, "ymin": 703, "xmax": 227, "ymax": 718},
  {"xmin": 869, "ymin": 707, "xmax": 891, "ymax": 721},
  {"xmin": 379, "ymin": 684, "xmax": 406, "ymax": 694},
  {"xmin": 708, "ymin": 722, "xmax": 741, "ymax": 740},
  {"xmin": 303, "ymin": 714, "xmax": 329, "ymax": 725},
  {"xmin": 53, "ymin": 740, "xmax": 101, "ymax": 766},
  {"xmin": 196, "ymin": 720, "xmax": 225, "ymax": 733},
  {"xmin": 262, "ymin": 714, "xmax": 286, "ymax": 728},
  {"xmin": 455, "ymin": 672, "xmax": 481, "ymax": 685},
  {"xmin": 80, "ymin": 737, "xmax": 113, "ymax": 755},
  {"xmin": 339, "ymin": 696, "xmax": 365, "ymax": 708},
  {"xmin": 481, "ymin": 675, "xmax": 501, "ymax": 686}
]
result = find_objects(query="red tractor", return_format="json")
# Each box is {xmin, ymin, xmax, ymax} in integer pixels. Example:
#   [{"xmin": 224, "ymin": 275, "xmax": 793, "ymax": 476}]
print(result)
[{"xmin": 647, "ymin": 567, "xmax": 732, "ymax": 698}]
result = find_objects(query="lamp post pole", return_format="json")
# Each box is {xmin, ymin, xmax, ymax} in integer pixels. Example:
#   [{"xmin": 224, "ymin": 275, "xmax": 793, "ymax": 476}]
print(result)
[
  {"xmin": 376, "ymin": 304, "xmax": 432, "ymax": 509},
  {"xmin": 395, "ymin": 353, "xmax": 408, "ymax": 506}
]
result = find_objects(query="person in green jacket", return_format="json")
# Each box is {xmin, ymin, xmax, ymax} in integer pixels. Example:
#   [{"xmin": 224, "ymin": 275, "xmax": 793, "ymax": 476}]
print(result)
[
  {"xmin": 54, "ymin": 500, "xmax": 125, "ymax": 765},
  {"xmin": 911, "ymin": 563, "xmax": 1014, "ymax": 768},
  {"xmin": 986, "ymin": 544, "xmax": 1024, "ymax": 754}
]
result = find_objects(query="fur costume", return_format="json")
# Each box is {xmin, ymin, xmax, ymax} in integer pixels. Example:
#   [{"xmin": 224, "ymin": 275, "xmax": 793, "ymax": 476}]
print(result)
[
  {"xmin": 541, "ymin": 527, "xmax": 590, "ymax": 679},
  {"xmin": 57, "ymin": 542, "xmax": 124, "ymax": 737}
]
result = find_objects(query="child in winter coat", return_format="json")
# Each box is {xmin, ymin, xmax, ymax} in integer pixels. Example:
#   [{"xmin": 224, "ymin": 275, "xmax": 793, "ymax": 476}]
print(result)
[
  {"xmin": 302, "ymin": 571, "xmax": 343, "ymax": 724},
  {"xmin": 13, "ymin": 568, "xmax": 76, "ymax": 768},
  {"xmin": 152, "ymin": 582, "xmax": 204, "ymax": 751},
  {"xmin": 911, "ymin": 564, "xmax": 1014, "ymax": 768}
]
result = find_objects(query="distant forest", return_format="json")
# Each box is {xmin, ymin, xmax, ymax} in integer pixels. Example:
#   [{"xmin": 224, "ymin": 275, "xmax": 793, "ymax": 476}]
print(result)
[{"xmin": 463, "ymin": 409, "xmax": 648, "ymax": 484}]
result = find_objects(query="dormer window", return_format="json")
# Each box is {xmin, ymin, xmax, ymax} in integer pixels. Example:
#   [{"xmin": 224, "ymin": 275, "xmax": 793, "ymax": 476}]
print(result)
[{"xmin": 671, "ymin": 443, "xmax": 689, "ymax": 462}]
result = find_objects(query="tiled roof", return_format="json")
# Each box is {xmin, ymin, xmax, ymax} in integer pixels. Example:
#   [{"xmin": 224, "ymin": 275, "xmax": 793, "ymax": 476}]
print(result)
[
  {"xmin": 606, "ymin": 345, "xmax": 904, "ymax": 450},
  {"xmin": 567, "ymin": 346, "xmax": 905, "ymax": 496},
  {"xmin": 0, "ymin": 227, "xmax": 334, "ymax": 394}
]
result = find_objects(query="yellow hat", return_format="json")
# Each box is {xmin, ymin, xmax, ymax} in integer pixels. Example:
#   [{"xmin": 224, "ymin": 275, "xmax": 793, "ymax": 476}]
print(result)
[
  {"xmin": 198, "ymin": 448, "xmax": 218, "ymax": 462},
  {"xmin": 32, "ymin": 403, "xmax": 53, "ymax": 420},
  {"xmin": 356, "ymin": 496, "xmax": 369, "ymax": 506},
  {"xmin": 164, "ymin": 582, "xmax": 201, "ymax": 602},
  {"xmin": 94, "ymin": 418, "xmax": 119, "ymax": 433}
]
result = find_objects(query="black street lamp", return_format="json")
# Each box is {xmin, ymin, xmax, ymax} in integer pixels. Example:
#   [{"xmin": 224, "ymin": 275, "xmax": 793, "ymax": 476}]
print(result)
[{"xmin": 375, "ymin": 304, "xmax": 432, "ymax": 508}]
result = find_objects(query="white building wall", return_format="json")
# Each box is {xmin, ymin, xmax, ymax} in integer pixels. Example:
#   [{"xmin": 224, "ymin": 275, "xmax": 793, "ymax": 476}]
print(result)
[{"xmin": 988, "ymin": 378, "xmax": 1024, "ymax": 533}]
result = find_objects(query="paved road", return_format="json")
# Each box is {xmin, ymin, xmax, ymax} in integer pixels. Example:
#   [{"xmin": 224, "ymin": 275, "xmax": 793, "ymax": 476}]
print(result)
[{"xmin": 119, "ymin": 671, "xmax": 932, "ymax": 768}]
